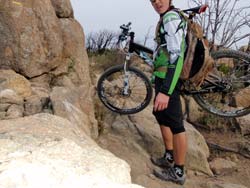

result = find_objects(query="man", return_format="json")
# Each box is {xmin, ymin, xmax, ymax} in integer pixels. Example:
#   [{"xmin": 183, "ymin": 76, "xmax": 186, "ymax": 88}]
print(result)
[{"xmin": 149, "ymin": 0, "xmax": 187, "ymax": 185}]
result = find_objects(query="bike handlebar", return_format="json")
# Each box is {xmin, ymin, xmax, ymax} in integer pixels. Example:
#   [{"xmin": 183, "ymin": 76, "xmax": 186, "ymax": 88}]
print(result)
[
  {"xmin": 120, "ymin": 22, "xmax": 131, "ymax": 31},
  {"xmin": 117, "ymin": 22, "xmax": 132, "ymax": 43}
]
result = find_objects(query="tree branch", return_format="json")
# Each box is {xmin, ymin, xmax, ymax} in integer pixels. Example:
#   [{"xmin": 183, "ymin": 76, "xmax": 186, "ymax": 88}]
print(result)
[{"xmin": 207, "ymin": 141, "xmax": 250, "ymax": 159}]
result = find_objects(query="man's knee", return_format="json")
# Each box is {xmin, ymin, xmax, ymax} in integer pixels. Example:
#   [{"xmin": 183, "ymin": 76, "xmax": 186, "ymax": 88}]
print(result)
[{"xmin": 170, "ymin": 126, "xmax": 185, "ymax": 135}]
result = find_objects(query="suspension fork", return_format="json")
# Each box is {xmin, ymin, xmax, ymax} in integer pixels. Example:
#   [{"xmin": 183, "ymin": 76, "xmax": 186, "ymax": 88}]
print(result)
[
  {"xmin": 122, "ymin": 32, "xmax": 135, "ymax": 96},
  {"xmin": 122, "ymin": 52, "xmax": 132, "ymax": 95}
]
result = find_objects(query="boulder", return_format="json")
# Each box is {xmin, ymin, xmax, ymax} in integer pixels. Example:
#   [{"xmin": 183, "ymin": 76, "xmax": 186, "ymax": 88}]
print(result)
[
  {"xmin": 0, "ymin": 0, "xmax": 97, "ymax": 137},
  {"xmin": 23, "ymin": 95, "xmax": 44, "ymax": 116},
  {"xmin": 0, "ymin": 69, "xmax": 32, "ymax": 98},
  {"xmin": 0, "ymin": 0, "xmax": 63, "ymax": 78},
  {"xmin": 100, "ymin": 106, "xmax": 213, "ymax": 177},
  {"xmin": 234, "ymin": 87, "xmax": 250, "ymax": 108},
  {"xmin": 237, "ymin": 114, "xmax": 250, "ymax": 136},
  {"xmin": 51, "ymin": 0, "xmax": 73, "ymax": 18},
  {"xmin": 0, "ymin": 89, "xmax": 23, "ymax": 105},
  {"xmin": 50, "ymin": 86, "xmax": 98, "ymax": 138},
  {"xmin": 209, "ymin": 158, "xmax": 237, "ymax": 175},
  {"xmin": 0, "ymin": 89, "xmax": 24, "ymax": 120},
  {"xmin": 0, "ymin": 113, "xmax": 144, "ymax": 188},
  {"xmin": 5, "ymin": 104, "xmax": 24, "ymax": 119},
  {"xmin": 184, "ymin": 96, "xmax": 205, "ymax": 123},
  {"xmin": 185, "ymin": 121, "xmax": 213, "ymax": 176},
  {"xmin": 58, "ymin": 18, "xmax": 90, "ymax": 86}
]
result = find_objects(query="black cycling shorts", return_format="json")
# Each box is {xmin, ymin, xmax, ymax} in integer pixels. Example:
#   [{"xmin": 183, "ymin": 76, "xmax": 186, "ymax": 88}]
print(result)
[{"xmin": 152, "ymin": 77, "xmax": 185, "ymax": 134}]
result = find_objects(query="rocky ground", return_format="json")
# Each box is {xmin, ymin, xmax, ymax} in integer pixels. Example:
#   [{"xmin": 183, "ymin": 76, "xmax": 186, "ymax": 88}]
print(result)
[
  {"xmin": 90, "ymin": 58, "xmax": 250, "ymax": 188},
  {"xmin": 96, "ymin": 111, "xmax": 250, "ymax": 188},
  {"xmin": 198, "ymin": 127, "xmax": 250, "ymax": 188}
]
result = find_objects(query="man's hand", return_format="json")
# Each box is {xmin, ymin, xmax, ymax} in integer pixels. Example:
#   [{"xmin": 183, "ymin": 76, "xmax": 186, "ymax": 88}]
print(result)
[{"xmin": 154, "ymin": 92, "xmax": 169, "ymax": 111}]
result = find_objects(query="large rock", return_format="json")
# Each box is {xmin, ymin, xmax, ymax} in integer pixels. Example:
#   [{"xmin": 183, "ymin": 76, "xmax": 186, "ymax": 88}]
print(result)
[
  {"xmin": 0, "ymin": 89, "xmax": 24, "ymax": 120},
  {"xmin": 234, "ymin": 87, "xmax": 250, "ymax": 108},
  {"xmin": 50, "ymin": 86, "xmax": 98, "ymax": 138},
  {"xmin": 5, "ymin": 104, "xmax": 24, "ymax": 119},
  {"xmin": 51, "ymin": 0, "xmax": 73, "ymax": 18},
  {"xmin": 0, "ymin": 69, "xmax": 32, "ymax": 98},
  {"xmin": 98, "ymin": 105, "xmax": 213, "ymax": 180},
  {"xmin": 0, "ymin": 0, "xmax": 91, "ymax": 89},
  {"xmin": 58, "ymin": 18, "xmax": 91, "ymax": 86},
  {"xmin": 0, "ymin": 0, "xmax": 63, "ymax": 78},
  {"xmin": 236, "ymin": 114, "xmax": 250, "ymax": 136},
  {"xmin": 209, "ymin": 158, "xmax": 237, "ymax": 175},
  {"xmin": 0, "ymin": 114, "xmax": 144, "ymax": 188},
  {"xmin": 185, "ymin": 121, "xmax": 213, "ymax": 176},
  {"xmin": 132, "ymin": 109, "xmax": 212, "ymax": 176},
  {"xmin": 0, "ymin": 89, "xmax": 23, "ymax": 105},
  {"xmin": 184, "ymin": 96, "xmax": 205, "ymax": 123},
  {"xmin": 0, "ymin": 0, "xmax": 96, "ymax": 138}
]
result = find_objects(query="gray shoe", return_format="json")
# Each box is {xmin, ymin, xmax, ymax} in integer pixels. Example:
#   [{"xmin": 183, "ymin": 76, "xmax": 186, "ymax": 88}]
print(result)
[
  {"xmin": 153, "ymin": 167, "xmax": 186, "ymax": 185},
  {"xmin": 150, "ymin": 155, "xmax": 174, "ymax": 168}
]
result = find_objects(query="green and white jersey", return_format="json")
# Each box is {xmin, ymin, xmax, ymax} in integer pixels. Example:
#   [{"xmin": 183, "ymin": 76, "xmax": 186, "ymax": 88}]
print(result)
[{"xmin": 154, "ymin": 9, "xmax": 187, "ymax": 96}]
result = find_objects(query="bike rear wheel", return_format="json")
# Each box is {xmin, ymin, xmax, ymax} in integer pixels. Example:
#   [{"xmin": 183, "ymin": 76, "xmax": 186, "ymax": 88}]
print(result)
[
  {"xmin": 193, "ymin": 50, "xmax": 250, "ymax": 117},
  {"xmin": 97, "ymin": 64, "xmax": 153, "ymax": 114}
]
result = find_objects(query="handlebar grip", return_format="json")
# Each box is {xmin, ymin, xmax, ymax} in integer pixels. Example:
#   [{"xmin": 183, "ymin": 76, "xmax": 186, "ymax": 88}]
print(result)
[
  {"xmin": 120, "ymin": 22, "xmax": 132, "ymax": 30},
  {"xmin": 126, "ymin": 22, "xmax": 131, "ymax": 27}
]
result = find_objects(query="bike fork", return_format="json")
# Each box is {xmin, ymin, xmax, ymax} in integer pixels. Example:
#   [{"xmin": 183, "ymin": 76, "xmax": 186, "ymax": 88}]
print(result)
[{"xmin": 123, "ymin": 53, "xmax": 131, "ymax": 96}]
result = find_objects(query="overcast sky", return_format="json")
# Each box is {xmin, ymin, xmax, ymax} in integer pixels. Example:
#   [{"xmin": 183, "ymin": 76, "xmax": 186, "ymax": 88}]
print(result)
[
  {"xmin": 70, "ymin": 0, "xmax": 249, "ymax": 48},
  {"xmin": 70, "ymin": 0, "xmax": 188, "ymax": 46}
]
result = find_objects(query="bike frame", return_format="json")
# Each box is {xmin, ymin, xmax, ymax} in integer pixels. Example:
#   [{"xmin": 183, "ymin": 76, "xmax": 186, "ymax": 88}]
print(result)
[{"xmin": 120, "ymin": 31, "xmax": 228, "ymax": 97}]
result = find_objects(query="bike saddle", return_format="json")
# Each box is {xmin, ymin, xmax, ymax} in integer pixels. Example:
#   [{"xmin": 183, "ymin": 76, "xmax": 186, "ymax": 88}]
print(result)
[{"xmin": 183, "ymin": 4, "xmax": 208, "ymax": 14}]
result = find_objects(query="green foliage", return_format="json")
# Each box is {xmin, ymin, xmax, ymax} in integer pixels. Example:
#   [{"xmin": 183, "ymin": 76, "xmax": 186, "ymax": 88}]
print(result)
[
  {"xmin": 218, "ymin": 64, "xmax": 230, "ymax": 75},
  {"xmin": 198, "ymin": 114, "xmax": 219, "ymax": 126},
  {"xmin": 197, "ymin": 113, "xmax": 231, "ymax": 132},
  {"xmin": 89, "ymin": 49, "xmax": 125, "ymax": 71}
]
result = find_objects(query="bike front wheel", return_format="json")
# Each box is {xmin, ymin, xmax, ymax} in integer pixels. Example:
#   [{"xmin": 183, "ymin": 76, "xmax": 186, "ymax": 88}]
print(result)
[
  {"xmin": 97, "ymin": 64, "xmax": 153, "ymax": 114},
  {"xmin": 193, "ymin": 50, "xmax": 250, "ymax": 117}
]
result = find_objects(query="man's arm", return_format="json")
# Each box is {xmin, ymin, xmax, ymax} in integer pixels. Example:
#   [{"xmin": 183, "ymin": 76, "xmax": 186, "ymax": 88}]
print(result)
[{"xmin": 159, "ymin": 11, "xmax": 186, "ymax": 96}]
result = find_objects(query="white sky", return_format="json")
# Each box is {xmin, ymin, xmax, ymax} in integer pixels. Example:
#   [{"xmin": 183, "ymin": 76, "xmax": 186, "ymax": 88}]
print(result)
[
  {"xmin": 70, "ymin": 0, "xmax": 188, "ymax": 46},
  {"xmin": 70, "ymin": 0, "xmax": 249, "ymax": 48}
]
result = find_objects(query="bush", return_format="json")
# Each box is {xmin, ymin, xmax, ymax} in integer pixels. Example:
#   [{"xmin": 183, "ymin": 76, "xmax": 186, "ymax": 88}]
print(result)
[{"xmin": 89, "ymin": 50, "xmax": 125, "ymax": 71}]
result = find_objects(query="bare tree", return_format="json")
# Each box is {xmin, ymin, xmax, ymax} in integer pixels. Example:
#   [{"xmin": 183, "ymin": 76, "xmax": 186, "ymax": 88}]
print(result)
[
  {"xmin": 188, "ymin": 0, "xmax": 250, "ymax": 48},
  {"xmin": 86, "ymin": 33, "xmax": 96, "ymax": 53},
  {"xmin": 86, "ymin": 30, "xmax": 117, "ymax": 54}
]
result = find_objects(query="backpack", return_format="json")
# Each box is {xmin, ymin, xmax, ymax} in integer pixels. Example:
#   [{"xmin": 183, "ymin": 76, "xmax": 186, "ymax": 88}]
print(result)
[{"xmin": 179, "ymin": 11, "xmax": 214, "ymax": 87}]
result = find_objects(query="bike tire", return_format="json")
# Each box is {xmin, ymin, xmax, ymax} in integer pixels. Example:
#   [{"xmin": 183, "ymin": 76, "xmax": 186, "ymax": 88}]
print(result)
[
  {"xmin": 97, "ymin": 64, "xmax": 153, "ymax": 114},
  {"xmin": 193, "ymin": 50, "xmax": 250, "ymax": 117}
]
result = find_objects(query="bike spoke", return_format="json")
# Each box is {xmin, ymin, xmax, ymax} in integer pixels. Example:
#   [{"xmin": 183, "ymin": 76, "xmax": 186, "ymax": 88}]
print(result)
[
  {"xmin": 97, "ymin": 65, "xmax": 153, "ymax": 114},
  {"xmin": 194, "ymin": 50, "xmax": 250, "ymax": 117}
]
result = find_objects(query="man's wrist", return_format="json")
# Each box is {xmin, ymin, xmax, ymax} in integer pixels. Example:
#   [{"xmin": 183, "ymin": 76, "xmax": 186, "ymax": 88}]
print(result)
[{"xmin": 159, "ymin": 88, "xmax": 171, "ymax": 96}]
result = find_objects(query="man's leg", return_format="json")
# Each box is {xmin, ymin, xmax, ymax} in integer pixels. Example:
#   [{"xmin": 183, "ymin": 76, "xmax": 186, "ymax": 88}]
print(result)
[
  {"xmin": 173, "ymin": 132, "xmax": 187, "ymax": 166},
  {"xmin": 160, "ymin": 126, "xmax": 173, "ymax": 150},
  {"xmin": 160, "ymin": 126, "xmax": 187, "ymax": 166},
  {"xmin": 151, "ymin": 126, "xmax": 174, "ymax": 167},
  {"xmin": 153, "ymin": 126, "xmax": 187, "ymax": 185}
]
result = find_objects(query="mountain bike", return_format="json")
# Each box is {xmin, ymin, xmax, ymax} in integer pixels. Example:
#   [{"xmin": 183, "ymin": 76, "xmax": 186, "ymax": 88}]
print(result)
[{"xmin": 97, "ymin": 5, "xmax": 250, "ymax": 117}]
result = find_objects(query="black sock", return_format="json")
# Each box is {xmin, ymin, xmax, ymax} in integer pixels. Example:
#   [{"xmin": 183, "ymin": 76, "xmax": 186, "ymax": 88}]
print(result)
[
  {"xmin": 174, "ymin": 164, "xmax": 184, "ymax": 177},
  {"xmin": 164, "ymin": 149, "xmax": 174, "ymax": 163}
]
